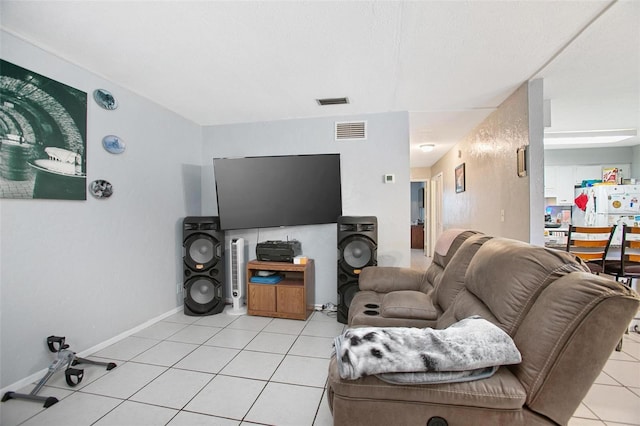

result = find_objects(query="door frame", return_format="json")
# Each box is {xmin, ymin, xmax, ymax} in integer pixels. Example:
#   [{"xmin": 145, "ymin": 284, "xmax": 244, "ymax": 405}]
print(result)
[{"xmin": 429, "ymin": 172, "xmax": 444, "ymax": 257}]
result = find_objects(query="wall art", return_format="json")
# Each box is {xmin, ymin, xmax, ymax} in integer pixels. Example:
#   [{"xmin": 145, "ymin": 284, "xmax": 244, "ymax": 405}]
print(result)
[
  {"xmin": 455, "ymin": 163, "xmax": 466, "ymax": 193},
  {"xmin": 517, "ymin": 146, "xmax": 527, "ymax": 177},
  {"xmin": 93, "ymin": 89, "xmax": 118, "ymax": 110},
  {"xmin": 89, "ymin": 179, "xmax": 113, "ymax": 199},
  {"xmin": 102, "ymin": 135, "xmax": 125, "ymax": 154},
  {"xmin": 0, "ymin": 59, "xmax": 87, "ymax": 200}
]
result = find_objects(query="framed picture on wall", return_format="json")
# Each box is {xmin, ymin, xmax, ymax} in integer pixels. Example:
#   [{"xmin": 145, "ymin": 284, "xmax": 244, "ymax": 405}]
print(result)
[
  {"xmin": 517, "ymin": 146, "xmax": 527, "ymax": 177},
  {"xmin": 0, "ymin": 59, "xmax": 87, "ymax": 200},
  {"xmin": 455, "ymin": 163, "xmax": 465, "ymax": 193}
]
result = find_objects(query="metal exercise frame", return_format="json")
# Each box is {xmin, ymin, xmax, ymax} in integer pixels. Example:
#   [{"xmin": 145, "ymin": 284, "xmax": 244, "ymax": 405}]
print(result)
[{"xmin": 2, "ymin": 336, "xmax": 116, "ymax": 408}]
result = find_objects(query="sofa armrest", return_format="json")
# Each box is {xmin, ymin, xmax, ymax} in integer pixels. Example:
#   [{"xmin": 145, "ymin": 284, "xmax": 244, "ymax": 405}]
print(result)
[
  {"xmin": 381, "ymin": 290, "xmax": 438, "ymax": 320},
  {"xmin": 358, "ymin": 267, "xmax": 426, "ymax": 293}
]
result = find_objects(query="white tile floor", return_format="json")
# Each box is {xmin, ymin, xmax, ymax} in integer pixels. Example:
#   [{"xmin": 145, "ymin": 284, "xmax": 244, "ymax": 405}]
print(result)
[
  {"xmin": 1, "ymin": 287, "xmax": 639, "ymax": 425},
  {"xmin": 1, "ymin": 309, "xmax": 338, "ymax": 426}
]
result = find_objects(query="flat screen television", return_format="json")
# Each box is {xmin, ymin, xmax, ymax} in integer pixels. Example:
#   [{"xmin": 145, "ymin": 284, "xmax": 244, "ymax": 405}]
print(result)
[{"xmin": 213, "ymin": 154, "xmax": 342, "ymax": 230}]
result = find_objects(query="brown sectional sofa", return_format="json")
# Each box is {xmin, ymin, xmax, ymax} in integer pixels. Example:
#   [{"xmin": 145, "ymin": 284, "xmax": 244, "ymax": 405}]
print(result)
[
  {"xmin": 348, "ymin": 229, "xmax": 488, "ymax": 328},
  {"xmin": 327, "ymin": 232, "xmax": 640, "ymax": 425}
]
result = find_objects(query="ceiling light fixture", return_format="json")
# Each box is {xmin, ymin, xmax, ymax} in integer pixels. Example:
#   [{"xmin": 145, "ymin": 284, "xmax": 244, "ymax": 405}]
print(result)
[
  {"xmin": 544, "ymin": 129, "xmax": 637, "ymax": 146},
  {"xmin": 419, "ymin": 144, "xmax": 436, "ymax": 152}
]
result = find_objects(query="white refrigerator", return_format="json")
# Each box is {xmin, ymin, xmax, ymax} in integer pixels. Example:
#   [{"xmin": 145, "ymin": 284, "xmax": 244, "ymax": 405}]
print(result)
[{"xmin": 573, "ymin": 185, "xmax": 640, "ymax": 244}]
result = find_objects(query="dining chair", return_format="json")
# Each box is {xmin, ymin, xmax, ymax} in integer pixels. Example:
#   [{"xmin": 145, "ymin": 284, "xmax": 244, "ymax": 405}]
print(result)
[
  {"xmin": 566, "ymin": 225, "xmax": 616, "ymax": 275},
  {"xmin": 604, "ymin": 224, "xmax": 640, "ymax": 285},
  {"xmin": 602, "ymin": 224, "xmax": 640, "ymax": 352}
]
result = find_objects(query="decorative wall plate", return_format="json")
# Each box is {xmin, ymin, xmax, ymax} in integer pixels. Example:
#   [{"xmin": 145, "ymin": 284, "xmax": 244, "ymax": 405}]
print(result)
[
  {"xmin": 93, "ymin": 89, "xmax": 118, "ymax": 110},
  {"xmin": 89, "ymin": 179, "xmax": 113, "ymax": 199},
  {"xmin": 102, "ymin": 135, "xmax": 125, "ymax": 154}
]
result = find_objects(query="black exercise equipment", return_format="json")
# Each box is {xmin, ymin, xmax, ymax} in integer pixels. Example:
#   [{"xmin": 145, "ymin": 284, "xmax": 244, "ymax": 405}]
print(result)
[{"xmin": 1, "ymin": 336, "xmax": 116, "ymax": 408}]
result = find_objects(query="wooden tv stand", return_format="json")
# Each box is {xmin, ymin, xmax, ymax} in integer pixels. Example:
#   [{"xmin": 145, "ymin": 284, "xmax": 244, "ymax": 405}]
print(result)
[{"xmin": 246, "ymin": 259, "xmax": 315, "ymax": 320}]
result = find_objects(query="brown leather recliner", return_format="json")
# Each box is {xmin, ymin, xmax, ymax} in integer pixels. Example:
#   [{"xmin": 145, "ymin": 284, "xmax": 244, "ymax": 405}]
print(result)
[
  {"xmin": 348, "ymin": 229, "xmax": 487, "ymax": 328},
  {"xmin": 327, "ymin": 237, "xmax": 640, "ymax": 425}
]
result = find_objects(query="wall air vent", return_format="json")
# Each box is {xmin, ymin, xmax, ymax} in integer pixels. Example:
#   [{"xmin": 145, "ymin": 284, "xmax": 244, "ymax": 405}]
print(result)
[
  {"xmin": 335, "ymin": 121, "xmax": 367, "ymax": 141},
  {"xmin": 317, "ymin": 97, "xmax": 349, "ymax": 106}
]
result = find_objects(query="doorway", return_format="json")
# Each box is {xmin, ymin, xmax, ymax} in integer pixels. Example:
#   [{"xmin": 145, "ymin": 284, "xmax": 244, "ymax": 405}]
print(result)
[{"xmin": 410, "ymin": 180, "xmax": 429, "ymax": 269}]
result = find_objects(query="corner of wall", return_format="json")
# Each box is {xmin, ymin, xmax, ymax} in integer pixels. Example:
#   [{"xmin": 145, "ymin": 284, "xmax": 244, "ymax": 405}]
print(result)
[{"xmin": 528, "ymin": 79, "xmax": 545, "ymax": 246}]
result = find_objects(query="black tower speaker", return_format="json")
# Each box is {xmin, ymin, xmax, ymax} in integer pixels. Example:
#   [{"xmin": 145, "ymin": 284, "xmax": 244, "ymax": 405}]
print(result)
[
  {"xmin": 337, "ymin": 216, "xmax": 377, "ymax": 323},
  {"xmin": 183, "ymin": 216, "xmax": 225, "ymax": 316}
]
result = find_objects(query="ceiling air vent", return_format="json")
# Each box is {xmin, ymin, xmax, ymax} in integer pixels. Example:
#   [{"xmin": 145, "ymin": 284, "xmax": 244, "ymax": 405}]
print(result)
[
  {"xmin": 317, "ymin": 97, "xmax": 349, "ymax": 106},
  {"xmin": 335, "ymin": 121, "xmax": 367, "ymax": 141}
]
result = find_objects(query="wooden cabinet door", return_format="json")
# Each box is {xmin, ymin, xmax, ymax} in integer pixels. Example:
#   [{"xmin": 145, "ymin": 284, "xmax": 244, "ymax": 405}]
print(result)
[
  {"xmin": 544, "ymin": 166, "xmax": 557, "ymax": 197},
  {"xmin": 411, "ymin": 225, "xmax": 424, "ymax": 249},
  {"xmin": 248, "ymin": 284, "xmax": 276, "ymax": 312},
  {"xmin": 276, "ymin": 286, "xmax": 305, "ymax": 315},
  {"xmin": 555, "ymin": 166, "xmax": 575, "ymax": 205}
]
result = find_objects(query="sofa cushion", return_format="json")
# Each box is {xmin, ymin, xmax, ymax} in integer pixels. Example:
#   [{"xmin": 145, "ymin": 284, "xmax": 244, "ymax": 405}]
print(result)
[
  {"xmin": 424, "ymin": 229, "xmax": 481, "ymax": 292},
  {"xmin": 437, "ymin": 238, "xmax": 589, "ymax": 335},
  {"xmin": 328, "ymin": 357, "xmax": 526, "ymax": 410},
  {"xmin": 347, "ymin": 290, "xmax": 384, "ymax": 325},
  {"xmin": 350, "ymin": 311, "xmax": 437, "ymax": 328},
  {"xmin": 357, "ymin": 267, "xmax": 424, "ymax": 293},
  {"xmin": 349, "ymin": 291, "xmax": 436, "ymax": 328},
  {"xmin": 380, "ymin": 290, "xmax": 437, "ymax": 319},
  {"xmin": 432, "ymin": 234, "xmax": 493, "ymax": 312}
]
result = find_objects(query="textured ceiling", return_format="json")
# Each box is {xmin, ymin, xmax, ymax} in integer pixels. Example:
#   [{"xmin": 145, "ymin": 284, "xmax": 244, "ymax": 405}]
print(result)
[{"xmin": 1, "ymin": 0, "xmax": 638, "ymax": 167}]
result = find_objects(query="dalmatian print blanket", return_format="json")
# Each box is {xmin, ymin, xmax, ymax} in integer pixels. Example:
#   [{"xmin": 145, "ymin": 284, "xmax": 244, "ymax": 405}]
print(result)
[{"xmin": 334, "ymin": 316, "xmax": 521, "ymax": 383}]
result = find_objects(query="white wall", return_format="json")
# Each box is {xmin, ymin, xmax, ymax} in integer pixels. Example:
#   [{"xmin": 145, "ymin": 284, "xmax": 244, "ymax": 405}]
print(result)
[
  {"xmin": 0, "ymin": 32, "xmax": 202, "ymax": 388},
  {"xmin": 633, "ymin": 146, "xmax": 640, "ymax": 178},
  {"xmin": 430, "ymin": 82, "xmax": 534, "ymax": 242},
  {"xmin": 545, "ymin": 147, "xmax": 634, "ymax": 170},
  {"xmin": 201, "ymin": 113, "xmax": 410, "ymax": 306}
]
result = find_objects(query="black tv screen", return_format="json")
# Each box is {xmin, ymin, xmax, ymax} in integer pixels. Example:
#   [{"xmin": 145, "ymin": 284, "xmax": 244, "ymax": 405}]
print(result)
[{"xmin": 213, "ymin": 154, "xmax": 342, "ymax": 230}]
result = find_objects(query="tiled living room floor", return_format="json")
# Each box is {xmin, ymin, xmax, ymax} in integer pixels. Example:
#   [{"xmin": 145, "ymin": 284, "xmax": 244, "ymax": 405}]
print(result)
[{"xmin": 1, "ymin": 307, "xmax": 639, "ymax": 426}]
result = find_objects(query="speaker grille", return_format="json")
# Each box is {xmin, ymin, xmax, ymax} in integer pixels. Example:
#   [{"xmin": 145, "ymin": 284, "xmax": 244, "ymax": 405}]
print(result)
[
  {"xmin": 184, "ymin": 234, "xmax": 221, "ymax": 271},
  {"xmin": 190, "ymin": 278, "xmax": 217, "ymax": 304},
  {"xmin": 339, "ymin": 283, "xmax": 360, "ymax": 309},
  {"xmin": 183, "ymin": 218, "xmax": 219, "ymax": 231},
  {"xmin": 337, "ymin": 281, "xmax": 360, "ymax": 323},
  {"xmin": 184, "ymin": 276, "xmax": 223, "ymax": 315},
  {"xmin": 189, "ymin": 237, "xmax": 214, "ymax": 265},
  {"xmin": 342, "ymin": 237, "xmax": 374, "ymax": 269},
  {"xmin": 339, "ymin": 222, "xmax": 376, "ymax": 232}
]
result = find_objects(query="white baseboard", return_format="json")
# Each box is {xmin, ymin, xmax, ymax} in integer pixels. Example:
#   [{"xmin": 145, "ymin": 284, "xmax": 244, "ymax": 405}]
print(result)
[
  {"xmin": 77, "ymin": 306, "xmax": 183, "ymax": 358},
  {"xmin": 1, "ymin": 306, "xmax": 182, "ymax": 395}
]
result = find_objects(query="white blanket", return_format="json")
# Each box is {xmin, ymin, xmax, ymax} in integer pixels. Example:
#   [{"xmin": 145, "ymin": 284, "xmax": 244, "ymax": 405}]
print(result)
[{"xmin": 334, "ymin": 316, "xmax": 521, "ymax": 383}]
